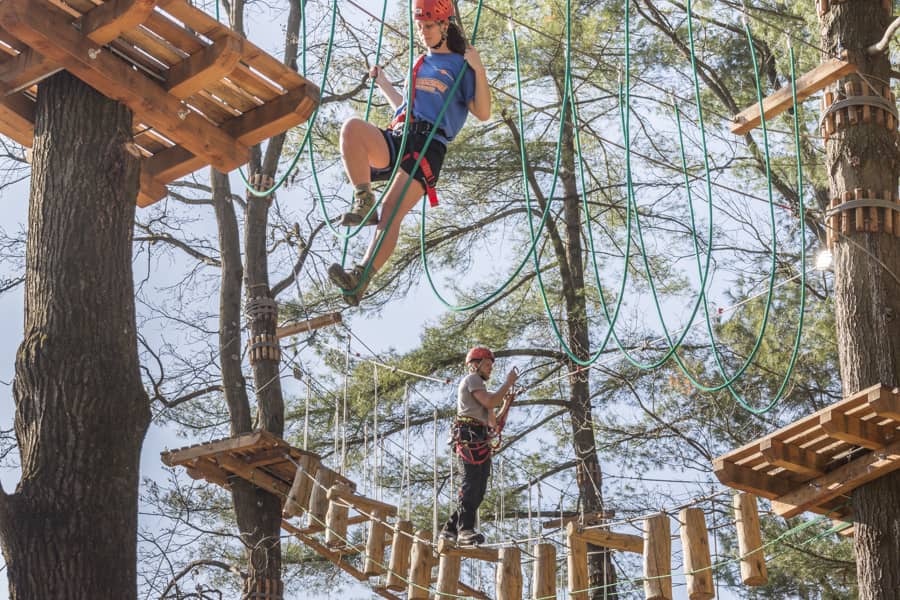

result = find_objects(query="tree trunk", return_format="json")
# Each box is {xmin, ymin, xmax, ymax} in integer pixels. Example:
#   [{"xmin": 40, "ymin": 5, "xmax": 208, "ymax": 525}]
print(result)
[
  {"xmin": 822, "ymin": 3, "xmax": 900, "ymax": 598},
  {"xmin": 0, "ymin": 71, "xmax": 149, "ymax": 599},
  {"xmin": 560, "ymin": 99, "xmax": 617, "ymax": 598}
]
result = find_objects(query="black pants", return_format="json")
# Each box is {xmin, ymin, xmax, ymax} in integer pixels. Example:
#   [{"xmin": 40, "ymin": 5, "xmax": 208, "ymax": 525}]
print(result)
[{"xmin": 444, "ymin": 424, "xmax": 491, "ymax": 533}]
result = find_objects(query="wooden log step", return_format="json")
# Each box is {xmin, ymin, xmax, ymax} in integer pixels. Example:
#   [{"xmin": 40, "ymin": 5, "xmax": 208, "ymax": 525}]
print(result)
[{"xmin": 436, "ymin": 538, "xmax": 499, "ymax": 562}]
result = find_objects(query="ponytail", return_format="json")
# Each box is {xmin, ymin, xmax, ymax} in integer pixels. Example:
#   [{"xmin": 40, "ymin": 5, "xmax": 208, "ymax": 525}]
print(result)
[{"xmin": 446, "ymin": 21, "xmax": 467, "ymax": 55}]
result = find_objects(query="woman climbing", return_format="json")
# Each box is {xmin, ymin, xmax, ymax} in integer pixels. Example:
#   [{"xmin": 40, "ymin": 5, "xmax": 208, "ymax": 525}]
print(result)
[{"xmin": 328, "ymin": 0, "xmax": 491, "ymax": 306}]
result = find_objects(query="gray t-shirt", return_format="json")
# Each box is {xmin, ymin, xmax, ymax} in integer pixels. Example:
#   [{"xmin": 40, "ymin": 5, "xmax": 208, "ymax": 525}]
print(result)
[{"xmin": 457, "ymin": 372, "xmax": 488, "ymax": 424}]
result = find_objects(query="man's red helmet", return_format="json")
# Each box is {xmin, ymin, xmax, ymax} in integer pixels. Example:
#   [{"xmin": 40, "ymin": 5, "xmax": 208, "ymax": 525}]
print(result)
[
  {"xmin": 414, "ymin": 0, "xmax": 454, "ymax": 21},
  {"xmin": 465, "ymin": 346, "xmax": 494, "ymax": 364}
]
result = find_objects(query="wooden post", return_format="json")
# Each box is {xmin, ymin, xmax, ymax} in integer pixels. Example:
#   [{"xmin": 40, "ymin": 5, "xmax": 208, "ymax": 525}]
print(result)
[
  {"xmin": 733, "ymin": 493, "xmax": 768, "ymax": 586},
  {"xmin": 307, "ymin": 467, "xmax": 336, "ymax": 530},
  {"xmin": 679, "ymin": 508, "xmax": 714, "ymax": 600},
  {"xmin": 436, "ymin": 553, "xmax": 462, "ymax": 600},
  {"xmin": 325, "ymin": 483, "xmax": 351, "ymax": 547},
  {"xmin": 386, "ymin": 520, "xmax": 414, "ymax": 591},
  {"xmin": 408, "ymin": 529, "xmax": 433, "ymax": 600},
  {"xmin": 282, "ymin": 456, "xmax": 318, "ymax": 518},
  {"xmin": 643, "ymin": 513, "xmax": 672, "ymax": 600},
  {"xmin": 496, "ymin": 546, "xmax": 523, "ymax": 600},
  {"xmin": 364, "ymin": 509, "xmax": 389, "ymax": 576},
  {"xmin": 533, "ymin": 543, "xmax": 556, "ymax": 600},
  {"xmin": 567, "ymin": 528, "xmax": 588, "ymax": 600}
]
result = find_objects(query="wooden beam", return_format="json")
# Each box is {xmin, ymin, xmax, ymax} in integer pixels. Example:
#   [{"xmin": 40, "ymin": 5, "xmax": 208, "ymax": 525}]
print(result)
[
  {"xmin": 436, "ymin": 538, "xmax": 499, "ymax": 562},
  {"xmin": 731, "ymin": 58, "xmax": 856, "ymax": 134},
  {"xmin": 276, "ymin": 312, "xmax": 342, "ymax": 339},
  {"xmin": 0, "ymin": 90, "xmax": 33, "ymax": 146},
  {"xmin": 457, "ymin": 581, "xmax": 490, "ymax": 600},
  {"xmin": 327, "ymin": 485, "xmax": 398, "ymax": 517},
  {"xmin": 565, "ymin": 521, "xmax": 643, "ymax": 554},
  {"xmin": 713, "ymin": 459, "xmax": 792, "ymax": 499},
  {"xmin": 165, "ymin": 36, "xmax": 243, "ymax": 98},
  {"xmin": 138, "ymin": 167, "xmax": 168, "ymax": 207},
  {"xmin": 541, "ymin": 510, "xmax": 614, "ymax": 529},
  {"xmin": 162, "ymin": 431, "xmax": 274, "ymax": 465},
  {"xmin": 771, "ymin": 438, "xmax": 900, "ymax": 518},
  {"xmin": 868, "ymin": 386, "xmax": 900, "ymax": 421},
  {"xmin": 759, "ymin": 438, "xmax": 827, "ymax": 478},
  {"xmin": 0, "ymin": 46, "xmax": 60, "ymax": 94},
  {"xmin": 820, "ymin": 410, "xmax": 896, "ymax": 450},
  {"xmin": 0, "ymin": 0, "xmax": 248, "ymax": 172},
  {"xmin": 215, "ymin": 453, "xmax": 292, "ymax": 497},
  {"xmin": 144, "ymin": 83, "xmax": 318, "ymax": 184},
  {"xmin": 79, "ymin": 0, "xmax": 159, "ymax": 45}
]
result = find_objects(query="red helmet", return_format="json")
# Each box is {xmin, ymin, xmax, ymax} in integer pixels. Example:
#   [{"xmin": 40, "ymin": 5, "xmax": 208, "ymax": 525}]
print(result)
[
  {"xmin": 414, "ymin": 0, "xmax": 454, "ymax": 21},
  {"xmin": 465, "ymin": 346, "xmax": 494, "ymax": 364}
]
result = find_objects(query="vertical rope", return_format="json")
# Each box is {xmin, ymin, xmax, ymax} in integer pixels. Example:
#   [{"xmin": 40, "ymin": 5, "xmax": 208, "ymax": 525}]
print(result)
[
  {"xmin": 433, "ymin": 406, "xmax": 439, "ymax": 542},
  {"xmin": 363, "ymin": 421, "xmax": 369, "ymax": 496},
  {"xmin": 338, "ymin": 338, "xmax": 350, "ymax": 470},
  {"xmin": 373, "ymin": 364, "xmax": 379, "ymax": 500},
  {"xmin": 403, "ymin": 383, "xmax": 411, "ymax": 519},
  {"xmin": 303, "ymin": 377, "xmax": 310, "ymax": 451}
]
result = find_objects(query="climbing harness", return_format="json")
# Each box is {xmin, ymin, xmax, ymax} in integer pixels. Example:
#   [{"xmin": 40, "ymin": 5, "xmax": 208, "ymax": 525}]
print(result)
[
  {"xmin": 389, "ymin": 54, "xmax": 442, "ymax": 207},
  {"xmin": 450, "ymin": 388, "xmax": 518, "ymax": 464}
]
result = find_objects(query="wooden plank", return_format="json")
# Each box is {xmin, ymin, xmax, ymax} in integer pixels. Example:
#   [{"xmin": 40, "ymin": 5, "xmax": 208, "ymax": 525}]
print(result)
[
  {"xmin": 327, "ymin": 485, "xmax": 398, "ymax": 517},
  {"xmin": 144, "ymin": 83, "xmax": 318, "ymax": 183},
  {"xmin": 771, "ymin": 438, "xmax": 900, "ymax": 518},
  {"xmin": 0, "ymin": 90, "xmax": 34, "ymax": 146},
  {"xmin": 759, "ymin": 438, "xmax": 827, "ymax": 478},
  {"xmin": 541, "ymin": 510, "xmax": 615, "ymax": 529},
  {"xmin": 0, "ymin": 0, "xmax": 248, "ymax": 172},
  {"xmin": 161, "ymin": 431, "xmax": 268, "ymax": 465},
  {"xmin": 436, "ymin": 537, "xmax": 499, "ymax": 562},
  {"xmin": 565, "ymin": 521, "xmax": 642, "ymax": 554},
  {"xmin": 731, "ymin": 58, "xmax": 857, "ymax": 134},
  {"xmin": 868, "ymin": 386, "xmax": 900, "ymax": 421},
  {"xmin": 166, "ymin": 36, "xmax": 243, "ymax": 98},
  {"xmin": 80, "ymin": 0, "xmax": 158, "ymax": 45},
  {"xmin": 820, "ymin": 410, "xmax": 896, "ymax": 450},
  {"xmin": 281, "ymin": 521, "xmax": 401, "ymax": 600},
  {"xmin": 716, "ymin": 384, "xmax": 880, "ymax": 464},
  {"xmin": 713, "ymin": 459, "xmax": 792, "ymax": 499},
  {"xmin": 276, "ymin": 313, "xmax": 342, "ymax": 339},
  {"xmin": 215, "ymin": 453, "xmax": 292, "ymax": 497},
  {"xmin": 138, "ymin": 167, "xmax": 168, "ymax": 207},
  {"xmin": 0, "ymin": 47, "xmax": 60, "ymax": 94}
]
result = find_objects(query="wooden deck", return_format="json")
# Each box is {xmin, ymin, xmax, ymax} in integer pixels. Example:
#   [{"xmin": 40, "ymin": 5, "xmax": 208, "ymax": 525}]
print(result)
[
  {"xmin": 714, "ymin": 384, "xmax": 900, "ymax": 521},
  {"xmin": 0, "ymin": 0, "xmax": 318, "ymax": 206}
]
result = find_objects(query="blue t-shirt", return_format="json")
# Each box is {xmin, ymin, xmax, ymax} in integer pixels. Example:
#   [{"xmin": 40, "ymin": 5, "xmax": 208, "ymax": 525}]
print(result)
[{"xmin": 394, "ymin": 52, "xmax": 477, "ymax": 145}]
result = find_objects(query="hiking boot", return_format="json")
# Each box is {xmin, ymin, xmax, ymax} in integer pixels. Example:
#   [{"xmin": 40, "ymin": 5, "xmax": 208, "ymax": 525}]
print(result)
[
  {"xmin": 439, "ymin": 528, "xmax": 458, "ymax": 543},
  {"xmin": 340, "ymin": 190, "xmax": 379, "ymax": 227},
  {"xmin": 328, "ymin": 263, "xmax": 370, "ymax": 307},
  {"xmin": 458, "ymin": 529, "xmax": 485, "ymax": 546}
]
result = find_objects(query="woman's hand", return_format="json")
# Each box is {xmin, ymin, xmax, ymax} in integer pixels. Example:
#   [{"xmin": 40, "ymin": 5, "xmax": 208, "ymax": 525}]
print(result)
[
  {"xmin": 369, "ymin": 65, "xmax": 390, "ymax": 88},
  {"xmin": 464, "ymin": 45, "xmax": 485, "ymax": 74}
]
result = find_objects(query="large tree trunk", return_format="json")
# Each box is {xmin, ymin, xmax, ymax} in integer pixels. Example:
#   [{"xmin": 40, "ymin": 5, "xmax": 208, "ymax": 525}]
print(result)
[
  {"xmin": 822, "ymin": 3, "xmax": 900, "ymax": 598},
  {"xmin": 0, "ymin": 71, "xmax": 149, "ymax": 599},
  {"xmin": 560, "ymin": 99, "xmax": 617, "ymax": 598}
]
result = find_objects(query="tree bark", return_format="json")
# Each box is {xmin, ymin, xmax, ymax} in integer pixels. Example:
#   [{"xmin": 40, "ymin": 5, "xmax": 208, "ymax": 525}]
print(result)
[
  {"xmin": 560, "ymin": 95, "xmax": 617, "ymax": 598},
  {"xmin": 0, "ymin": 71, "xmax": 149, "ymax": 599},
  {"xmin": 822, "ymin": 3, "xmax": 900, "ymax": 598}
]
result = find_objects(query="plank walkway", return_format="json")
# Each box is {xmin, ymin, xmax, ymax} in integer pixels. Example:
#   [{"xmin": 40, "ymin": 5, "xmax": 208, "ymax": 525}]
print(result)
[{"xmin": 714, "ymin": 384, "xmax": 900, "ymax": 522}]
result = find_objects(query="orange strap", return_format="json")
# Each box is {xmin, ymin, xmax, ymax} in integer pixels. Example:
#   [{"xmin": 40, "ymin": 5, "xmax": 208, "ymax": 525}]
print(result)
[{"xmin": 403, "ymin": 151, "xmax": 439, "ymax": 207}]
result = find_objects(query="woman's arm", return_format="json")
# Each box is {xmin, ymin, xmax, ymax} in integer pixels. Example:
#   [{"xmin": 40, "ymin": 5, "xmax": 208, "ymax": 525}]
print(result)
[
  {"xmin": 464, "ymin": 46, "xmax": 491, "ymax": 121},
  {"xmin": 371, "ymin": 66, "xmax": 404, "ymax": 112}
]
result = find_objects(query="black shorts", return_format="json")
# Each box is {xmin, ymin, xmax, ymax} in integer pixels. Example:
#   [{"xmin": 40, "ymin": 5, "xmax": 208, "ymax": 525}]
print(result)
[{"xmin": 371, "ymin": 129, "xmax": 447, "ymax": 190}]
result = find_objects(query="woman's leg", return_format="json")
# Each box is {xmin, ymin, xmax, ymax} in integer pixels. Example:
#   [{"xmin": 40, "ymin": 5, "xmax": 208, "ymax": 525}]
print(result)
[
  {"xmin": 360, "ymin": 171, "xmax": 426, "ymax": 271},
  {"xmin": 340, "ymin": 118, "xmax": 390, "ymax": 185}
]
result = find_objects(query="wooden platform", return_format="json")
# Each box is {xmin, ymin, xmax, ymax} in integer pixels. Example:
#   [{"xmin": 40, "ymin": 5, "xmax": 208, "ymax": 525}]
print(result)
[
  {"xmin": 0, "ymin": 0, "xmax": 319, "ymax": 206},
  {"xmin": 714, "ymin": 384, "xmax": 900, "ymax": 521},
  {"xmin": 160, "ymin": 430, "xmax": 338, "ymax": 494}
]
